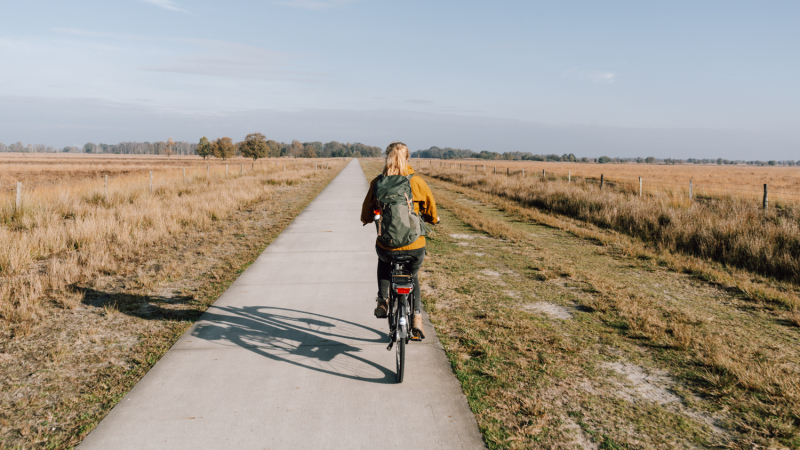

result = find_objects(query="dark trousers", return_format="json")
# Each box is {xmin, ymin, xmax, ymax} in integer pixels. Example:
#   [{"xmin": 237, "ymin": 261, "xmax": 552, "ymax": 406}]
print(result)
[{"xmin": 376, "ymin": 246, "xmax": 426, "ymax": 313}]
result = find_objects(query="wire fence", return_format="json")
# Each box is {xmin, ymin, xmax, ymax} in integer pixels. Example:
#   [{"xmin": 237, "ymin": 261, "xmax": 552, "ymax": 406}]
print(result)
[
  {"xmin": 413, "ymin": 159, "xmax": 800, "ymax": 209},
  {"xmin": 1, "ymin": 159, "xmax": 334, "ymax": 216}
]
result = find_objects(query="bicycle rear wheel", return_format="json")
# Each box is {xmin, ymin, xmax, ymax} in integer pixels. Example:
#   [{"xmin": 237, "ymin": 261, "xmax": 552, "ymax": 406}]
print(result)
[
  {"xmin": 395, "ymin": 332, "xmax": 405, "ymax": 383},
  {"xmin": 395, "ymin": 300, "xmax": 406, "ymax": 383}
]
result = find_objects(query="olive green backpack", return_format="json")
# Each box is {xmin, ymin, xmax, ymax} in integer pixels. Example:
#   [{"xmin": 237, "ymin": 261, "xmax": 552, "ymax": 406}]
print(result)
[{"xmin": 373, "ymin": 174, "xmax": 424, "ymax": 248}]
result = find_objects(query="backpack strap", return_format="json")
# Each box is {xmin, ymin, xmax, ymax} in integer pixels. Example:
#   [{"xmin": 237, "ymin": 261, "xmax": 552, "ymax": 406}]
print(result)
[
  {"xmin": 372, "ymin": 174, "xmax": 384, "ymax": 199},
  {"xmin": 405, "ymin": 174, "xmax": 415, "ymax": 205}
]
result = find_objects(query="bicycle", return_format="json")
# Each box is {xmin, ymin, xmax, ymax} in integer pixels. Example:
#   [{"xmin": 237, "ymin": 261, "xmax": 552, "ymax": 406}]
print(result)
[{"xmin": 384, "ymin": 253, "xmax": 423, "ymax": 383}]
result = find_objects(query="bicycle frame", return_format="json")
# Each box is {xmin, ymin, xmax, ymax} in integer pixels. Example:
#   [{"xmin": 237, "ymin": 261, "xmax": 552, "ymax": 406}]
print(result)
[
  {"xmin": 387, "ymin": 262, "xmax": 413, "ymax": 349},
  {"xmin": 386, "ymin": 260, "xmax": 414, "ymax": 383}
]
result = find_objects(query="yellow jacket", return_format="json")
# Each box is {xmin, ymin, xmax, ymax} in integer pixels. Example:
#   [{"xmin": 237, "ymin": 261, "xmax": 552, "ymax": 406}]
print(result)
[{"xmin": 361, "ymin": 166, "xmax": 438, "ymax": 251}]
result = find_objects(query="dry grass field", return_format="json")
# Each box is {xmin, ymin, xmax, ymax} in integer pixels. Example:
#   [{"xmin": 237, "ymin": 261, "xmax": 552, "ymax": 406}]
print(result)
[
  {"xmin": 417, "ymin": 164, "xmax": 800, "ymax": 286},
  {"xmin": 0, "ymin": 153, "xmax": 329, "ymax": 193},
  {"xmin": 0, "ymin": 154, "xmax": 345, "ymax": 449},
  {"xmin": 0, "ymin": 154, "xmax": 337, "ymax": 324},
  {"xmin": 414, "ymin": 158, "xmax": 800, "ymax": 206},
  {"xmin": 362, "ymin": 159, "xmax": 800, "ymax": 449}
]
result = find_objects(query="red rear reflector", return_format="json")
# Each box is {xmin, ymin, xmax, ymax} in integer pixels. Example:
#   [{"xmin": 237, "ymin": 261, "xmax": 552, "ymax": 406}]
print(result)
[{"xmin": 395, "ymin": 287, "xmax": 412, "ymax": 294}]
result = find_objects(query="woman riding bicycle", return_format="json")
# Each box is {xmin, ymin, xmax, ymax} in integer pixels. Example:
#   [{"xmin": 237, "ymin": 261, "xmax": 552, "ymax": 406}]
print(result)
[{"xmin": 361, "ymin": 142, "xmax": 438, "ymax": 338}]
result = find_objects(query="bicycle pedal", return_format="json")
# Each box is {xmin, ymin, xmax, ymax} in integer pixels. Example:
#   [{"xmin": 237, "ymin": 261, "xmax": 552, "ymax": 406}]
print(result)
[
  {"xmin": 410, "ymin": 336, "xmax": 422, "ymax": 341},
  {"xmin": 386, "ymin": 342, "xmax": 394, "ymax": 351}
]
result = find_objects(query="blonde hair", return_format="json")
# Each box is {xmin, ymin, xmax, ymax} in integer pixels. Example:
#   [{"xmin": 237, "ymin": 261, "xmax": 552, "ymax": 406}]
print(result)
[{"xmin": 383, "ymin": 142, "xmax": 410, "ymax": 176}]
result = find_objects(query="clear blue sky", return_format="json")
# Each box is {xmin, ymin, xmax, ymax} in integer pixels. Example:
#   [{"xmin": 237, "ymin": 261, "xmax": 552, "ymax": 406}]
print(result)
[{"xmin": 1, "ymin": 0, "xmax": 798, "ymax": 159}]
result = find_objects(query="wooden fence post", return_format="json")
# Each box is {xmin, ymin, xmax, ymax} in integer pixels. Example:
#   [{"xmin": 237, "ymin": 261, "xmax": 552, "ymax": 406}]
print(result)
[
  {"xmin": 149, "ymin": 171, "xmax": 153, "ymax": 193},
  {"xmin": 207, "ymin": 165, "xmax": 209, "ymax": 177},
  {"xmin": 507, "ymin": 168, "xmax": 509, "ymax": 175},
  {"xmin": 240, "ymin": 163, "xmax": 243, "ymax": 174},
  {"xmin": 639, "ymin": 177, "xmax": 642, "ymax": 197},
  {"xmin": 763, "ymin": 184, "xmax": 768, "ymax": 209},
  {"xmin": 15, "ymin": 182, "xmax": 22, "ymax": 212},
  {"xmin": 689, "ymin": 179, "xmax": 693, "ymax": 199},
  {"xmin": 494, "ymin": 166, "xmax": 496, "ymax": 174},
  {"xmin": 182, "ymin": 168, "xmax": 186, "ymax": 184},
  {"xmin": 483, "ymin": 165, "xmax": 485, "ymax": 172},
  {"xmin": 568, "ymin": 170, "xmax": 571, "ymax": 183},
  {"xmin": 104, "ymin": 175, "xmax": 108, "ymax": 196},
  {"xmin": 600, "ymin": 174, "xmax": 604, "ymax": 190},
  {"xmin": 542, "ymin": 169, "xmax": 546, "ymax": 178},
  {"xmin": 226, "ymin": 164, "xmax": 229, "ymax": 176},
  {"xmin": 522, "ymin": 169, "xmax": 525, "ymax": 178}
]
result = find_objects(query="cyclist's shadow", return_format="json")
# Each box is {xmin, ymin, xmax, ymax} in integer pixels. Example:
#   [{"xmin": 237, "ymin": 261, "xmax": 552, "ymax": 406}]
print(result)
[{"xmin": 190, "ymin": 306, "xmax": 396, "ymax": 384}]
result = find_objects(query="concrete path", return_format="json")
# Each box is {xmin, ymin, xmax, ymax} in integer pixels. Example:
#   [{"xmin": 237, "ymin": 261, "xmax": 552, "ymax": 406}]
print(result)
[{"xmin": 80, "ymin": 159, "xmax": 485, "ymax": 450}]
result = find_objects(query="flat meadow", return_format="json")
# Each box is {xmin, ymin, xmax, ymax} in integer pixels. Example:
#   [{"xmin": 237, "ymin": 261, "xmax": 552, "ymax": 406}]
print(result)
[
  {"xmin": 1, "ymin": 153, "xmax": 337, "ymax": 322},
  {"xmin": 0, "ymin": 153, "xmax": 345, "ymax": 448},
  {"xmin": 414, "ymin": 158, "xmax": 800, "ymax": 206},
  {"xmin": 0, "ymin": 152, "xmax": 307, "ymax": 193},
  {"xmin": 414, "ymin": 159, "xmax": 800, "ymax": 287}
]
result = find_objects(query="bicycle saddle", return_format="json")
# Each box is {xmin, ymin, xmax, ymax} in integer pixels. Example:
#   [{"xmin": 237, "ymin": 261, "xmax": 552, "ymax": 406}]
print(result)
[{"xmin": 387, "ymin": 254, "xmax": 416, "ymax": 263}]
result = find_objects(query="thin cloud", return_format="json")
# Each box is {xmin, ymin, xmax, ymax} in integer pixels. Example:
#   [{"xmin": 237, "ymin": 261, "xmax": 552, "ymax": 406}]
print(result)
[
  {"xmin": 35, "ymin": 29, "xmax": 324, "ymax": 82},
  {"xmin": 563, "ymin": 68, "xmax": 616, "ymax": 84},
  {"xmin": 51, "ymin": 28, "xmax": 107, "ymax": 38},
  {"xmin": 142, "ymin": 40, "xmax": 328, "ymax": 82},
  {"xmin": 141, "ymin": 0, "xmax": 187, "ymax": 12},
  {"xmin": 276, "ymin": 0, "xmax": 362, "ymax": 10}
]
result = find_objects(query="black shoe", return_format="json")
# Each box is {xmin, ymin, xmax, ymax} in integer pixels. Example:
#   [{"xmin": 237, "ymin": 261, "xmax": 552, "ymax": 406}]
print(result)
[{"xmin": 374, "ymin": 297, "xmax": 388, "ymax": 318}]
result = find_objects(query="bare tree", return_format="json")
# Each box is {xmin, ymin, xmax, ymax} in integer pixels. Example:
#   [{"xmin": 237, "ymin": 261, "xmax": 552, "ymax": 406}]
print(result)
[
  {"xmin": 290, "ymin": 140, "xmax": 303, "ymax": 158},
  {"xmin": 164, "ymin": 137, "xmax": 175, "ymax": 159}
]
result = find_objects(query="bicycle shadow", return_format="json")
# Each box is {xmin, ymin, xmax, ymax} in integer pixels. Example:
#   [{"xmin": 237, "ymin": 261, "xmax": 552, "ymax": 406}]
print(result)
[{"xmin": 190, "ymin": 305, "xmax": 396, "ymax": 384}]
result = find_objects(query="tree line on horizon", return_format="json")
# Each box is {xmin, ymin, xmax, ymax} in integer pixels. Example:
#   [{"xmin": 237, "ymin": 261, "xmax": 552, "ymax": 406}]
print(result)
[
  {"xmin": 0, "ymin": 137, "xmax": 382, "ymax": 159},
  {"xmin": 0, "ymin": 140, "xmax": 198, "ymax": 155},
  {"xmin": 3, "ymin": 140, "xmax": 796, "ymax": 166},
  {"xmin": 413, "ymin": 146, "xmax": 580, "ymax": 162},
  {"xmin": 195, "ymin": 135, "xmax": 383, "ymax": 160},
  {"xmin": 412, "ymin": 146, "xmax": 800, "ymax": 166}
]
